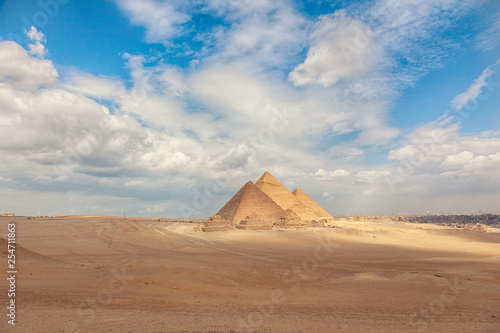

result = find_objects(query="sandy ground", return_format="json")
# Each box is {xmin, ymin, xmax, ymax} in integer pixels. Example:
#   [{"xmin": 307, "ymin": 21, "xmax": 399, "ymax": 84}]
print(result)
[{"xmin": 0, "ymin": 216, "xmax": 499, "ymax": 333}]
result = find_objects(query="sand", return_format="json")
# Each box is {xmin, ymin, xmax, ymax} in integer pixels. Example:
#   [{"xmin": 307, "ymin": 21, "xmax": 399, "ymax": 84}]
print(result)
[{"xmin": 0, "ymin": 216, "xmax": 499, "ymax": 332}]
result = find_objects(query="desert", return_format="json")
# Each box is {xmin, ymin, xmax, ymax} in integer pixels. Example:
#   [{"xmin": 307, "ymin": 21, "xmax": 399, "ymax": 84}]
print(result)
[{"xmin": 1, "ymin": 214, "xmax": 499, "ymax": 332}]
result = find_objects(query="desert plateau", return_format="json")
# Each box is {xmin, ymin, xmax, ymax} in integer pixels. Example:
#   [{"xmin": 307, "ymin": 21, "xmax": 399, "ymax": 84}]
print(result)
[{"xmin": 1, "ymin": 215, "xmax": 499, "ymax": 332}]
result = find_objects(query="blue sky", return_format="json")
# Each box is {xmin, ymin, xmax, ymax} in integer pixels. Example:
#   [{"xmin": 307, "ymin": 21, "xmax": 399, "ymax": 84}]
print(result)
[{"xmin": 0, "ymin": 0, "xmax": 499, "ymax": 217}]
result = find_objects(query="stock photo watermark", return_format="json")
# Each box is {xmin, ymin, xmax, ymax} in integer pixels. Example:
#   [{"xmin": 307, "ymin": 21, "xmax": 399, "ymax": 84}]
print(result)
[{"xmin": 6, "ymin": 223, "xmax": 17, "ymax": 326}]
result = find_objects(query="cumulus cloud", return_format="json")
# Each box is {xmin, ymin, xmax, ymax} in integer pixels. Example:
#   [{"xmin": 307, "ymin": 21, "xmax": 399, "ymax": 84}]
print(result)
[
  {"xmin": 312, "ymin": 168, "xmax": 351, "ymax": 179},
  {"xmin": 203, "ymin": 0, "xmax": 309, "ymax": 70},
  {"xmin": 64, "ymin": 72, "xmax": 126, "ymax": 101},
  {"xmin": 385, "ymin": 119, "xmax": 500, "ymax": 202},
  {"xmin": 289, "ymin": 10, "xmax": 379, "ymax": 87},
  {"xmin": 26, "ymin": 26, "xmax": 47, "ymax": 58},
  {"xmin": 114, "ymin": 0, "xmax": 190, "ymax": 43},
  {"xmin": 0, "ymin": 41, "xmax": 58, "ymax": 90},
  {"xmin": 440, "ymin": 151, "xmax": 474, "ymax": 169}
]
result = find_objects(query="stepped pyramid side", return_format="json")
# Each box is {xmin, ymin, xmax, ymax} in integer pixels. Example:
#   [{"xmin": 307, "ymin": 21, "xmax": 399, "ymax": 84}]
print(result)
[
  {"xmin": 274, "ymin": 208, "xmax": 309, "ymax": 229},
  {"xmin": 292, "ymin": 188, "xmax": 333, "ymax": 219},
  {"xmin": 201, "ymin": 215, "xmax": 235, "ymax": 232},
  {"xmin": 255, "ymin": 172, "xmax": 318, "ymax": 221},
  {"xmin": 216, "ymin": 181, "xmax": 285, "ymax": 224},
  {"xmin": 236, "ymin": 213, "xmax": 273, "ymax": 230}
]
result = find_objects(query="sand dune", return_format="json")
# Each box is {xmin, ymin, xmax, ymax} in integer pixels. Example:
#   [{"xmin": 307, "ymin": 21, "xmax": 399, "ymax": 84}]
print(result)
[{"xmin": 0, "ymin": 216, "xmax": 499, "ymax": 332}]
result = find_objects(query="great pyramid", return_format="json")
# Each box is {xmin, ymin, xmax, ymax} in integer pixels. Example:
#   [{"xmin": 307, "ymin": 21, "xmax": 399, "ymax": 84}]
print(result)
[
  {"xmin": 292, "ymin": 188, "xmax": 333, "ymax": 219},
  {"xmin": 255, "ymin": 172, "xmax": 318, "ymax": 221},
  {"xmin": 216, "ymin": 181, "xmax": 285, "ymax": 224}
]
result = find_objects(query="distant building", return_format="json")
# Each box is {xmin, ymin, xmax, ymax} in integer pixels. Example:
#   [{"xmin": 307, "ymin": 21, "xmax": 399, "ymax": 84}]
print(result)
[{"xmin": 0, "ymin": 213, "xmax": 15, "ymax": 217}]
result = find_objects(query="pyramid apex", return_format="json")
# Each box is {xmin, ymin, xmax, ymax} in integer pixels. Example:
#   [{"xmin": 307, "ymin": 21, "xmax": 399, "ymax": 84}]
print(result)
[
  {"xmin": 256, "ymin": 171, "xmax": 281, "ymax": 185},
  {"xmin": 292, "ymin": 188, "xmax": 304, "ymax": 195}
]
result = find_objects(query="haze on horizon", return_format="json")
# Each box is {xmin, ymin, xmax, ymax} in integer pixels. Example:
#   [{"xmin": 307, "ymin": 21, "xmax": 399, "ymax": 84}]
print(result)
[{"xmin": 0, "ymin": 0, "xmax": 499, "ymax": 218}]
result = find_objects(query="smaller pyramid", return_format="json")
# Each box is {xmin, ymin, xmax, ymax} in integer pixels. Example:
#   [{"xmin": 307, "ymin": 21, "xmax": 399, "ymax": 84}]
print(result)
[
  {"xmin": 216, "ymin": 181, "xmax": 285, "ymax": 224},
  {"xmin": 293, "ymin": 188, "xmax": 333, "ymax": 219},
  {"xmin": 255, "ymin": 172, "xmax": 317, "ymax": 221},
  {"xmin": 274, "ymin": 208, "xmax": 309, "ymax": 229},
  {"xmin": 236, "ymin": 213, "xmax": 273, "ymax": 230},
  {"xmin": 201, "ymin": 215, "xmax": 235, "ymax": 232}
]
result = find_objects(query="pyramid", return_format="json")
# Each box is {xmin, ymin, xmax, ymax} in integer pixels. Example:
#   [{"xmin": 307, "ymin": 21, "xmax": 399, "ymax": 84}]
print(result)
[
  {"xmin": 255, "ymin": 172, "xmax": 318, "ymax": 221},
  {"xmin": 292, "ymin": 188, "xmax": 333, "ymax": 219},
  {"xmin": 236, "ymin": 213, "xmax": 273, "ymax": 230},
  {"xmin": 201, "ymin": 215, "xmax": 235, "ymax": 232},
  {"xmin": 274, "ymin": 208, "xmax": 310, "ymax": 229},
  {"xmin": 216, "ymin": 181, "xmax": 285, "ymax": 224}
]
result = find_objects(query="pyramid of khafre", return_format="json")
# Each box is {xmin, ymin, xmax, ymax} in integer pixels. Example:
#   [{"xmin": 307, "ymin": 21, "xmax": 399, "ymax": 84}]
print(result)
[
  {"xmin": 293, "ymin": 188, "xmax": 333, "ymax": 219},
  {"xmin": 255, "ymin": 172, "xmax": 318, "ymax": 221},
  {"xmin": 216, "ymin": 181, "xmax": 285, "ymax": 224}
]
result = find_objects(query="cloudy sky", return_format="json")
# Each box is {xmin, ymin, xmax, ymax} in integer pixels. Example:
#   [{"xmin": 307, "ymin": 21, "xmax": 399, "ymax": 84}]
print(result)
[{"xmin": 0, "ymin": 0, "xmax": 499, "ymax": 217}]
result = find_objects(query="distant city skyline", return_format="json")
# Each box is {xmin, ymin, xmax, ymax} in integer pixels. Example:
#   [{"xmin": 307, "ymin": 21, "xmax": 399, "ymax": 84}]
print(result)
[{"xmin": 0, "ymin": 0, "xmax": 499, "ymax": 217}]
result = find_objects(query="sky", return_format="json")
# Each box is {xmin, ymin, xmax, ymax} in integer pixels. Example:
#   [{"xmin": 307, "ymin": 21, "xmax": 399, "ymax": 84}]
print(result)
[{"xmin": 0, "ymin": 0, "xmax": 499, "ymax": 218}]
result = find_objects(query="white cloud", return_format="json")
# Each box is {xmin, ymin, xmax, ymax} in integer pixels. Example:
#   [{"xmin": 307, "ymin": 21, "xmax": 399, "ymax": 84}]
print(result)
[
  {"xmin": 363, "ymin": 188, "xmax": 376, "ymax": 196},
  {"xmin": 290, "ymin": 0, "xmax": 478, "ymax": 90},
  {"xmin": 476, "ymin": 8, "xmax": 500, "ymax": 51},
  {"xmin": 451, "ymin": 63, "xmax": 498, "ymax": 111},
  {"xmin": 388, "ymin": 122, "xmax": 462, "ymax": 164},
  {"xmin": 312, "ymin": 168, "xmax": 351, "ymax": 179},
  {"xmin": 0, "ymin": 41, "xmax": 58, "ymax": 90},
  {"xmin": 125, "ymin": 180, "xmax": 144, "ymax": 187},
  {"xmin": 26, "ymin": 26, "xmax": 47, "ymax": 58},
  {"xmin": 440, "ymin": 151, "xmax": 474, "ymax": 169},
  {"xmin": 290, "ymin": 10, "xmax": 380, "ymax": 87},
  {"xmin": 114, "ymin": 0, "xmax": 189, "ymax": 43},
  {"xmin": 385, "ymin": 119, "xmax": 500, "ymax": 203},
  {"xmin": 140, "ymin": 204, "xmax": 171, "ymax": 213},
  {"xmin": 31, "ymin": 175, "xmax": 68, "ymax": 184},
  {"xmin": 466, "ymin": 152, "xmax": 500, "ymax": 172},
  {"xmin": 356, "ymin": 170, "xmax": 390, "ymax": 183},
  {"xmin": 0, "ymin": 176, "xmax": 13, "ymax": 183},
  {"xmin": 203, "ymin": 0, "xmax": 309, "ymax": 70},
  {"xmin": 64, "ymin": 72, "xmax": 126, "ymax": 101}
]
